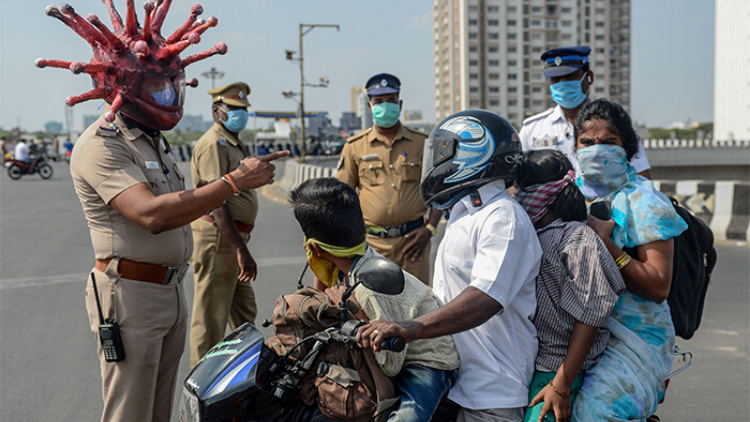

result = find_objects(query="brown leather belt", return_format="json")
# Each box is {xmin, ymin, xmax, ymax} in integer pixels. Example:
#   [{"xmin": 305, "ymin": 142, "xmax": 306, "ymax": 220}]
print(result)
[
  {"xmin": 95, "ymin": 258, "xmax": 188, "ymax": 285},
  {"xmin": 200, "ymin": 215, "xmax": 254, "ymax": 233}
]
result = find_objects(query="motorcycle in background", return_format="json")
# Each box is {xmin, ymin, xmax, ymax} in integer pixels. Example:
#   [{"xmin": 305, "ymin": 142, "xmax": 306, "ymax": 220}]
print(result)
[{"xmin": 5, "ymin": 155, "xmax": 53, "ymax": 180}]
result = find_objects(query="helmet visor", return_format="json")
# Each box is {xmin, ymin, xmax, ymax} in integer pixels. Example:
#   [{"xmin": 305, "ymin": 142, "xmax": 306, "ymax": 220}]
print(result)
[{"xmin": 141, "ymin": 71, "xmax": 186, "ymax": 108}]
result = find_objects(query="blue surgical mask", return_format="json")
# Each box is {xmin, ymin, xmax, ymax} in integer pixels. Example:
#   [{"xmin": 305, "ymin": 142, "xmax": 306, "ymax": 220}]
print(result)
[
  {"xmin": 549, "ymin": 73, "xmax": 588, "ymax": 109},
  {"xmin": 371, "ymin": 102, "xmax": 400, "ymax": 128},
  {"xmin": 150, "ymin": 87, "xmax": 176, "ymax": 107},
  {"xmin": 221, "ymin": 108, "xmax": 249, "ymax": 133}
]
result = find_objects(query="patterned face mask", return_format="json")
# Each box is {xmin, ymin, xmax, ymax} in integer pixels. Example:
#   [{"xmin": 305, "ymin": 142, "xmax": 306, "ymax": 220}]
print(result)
[{"xmin": 575, "ymin": 144, "xmax": 630, "ymax": 199}]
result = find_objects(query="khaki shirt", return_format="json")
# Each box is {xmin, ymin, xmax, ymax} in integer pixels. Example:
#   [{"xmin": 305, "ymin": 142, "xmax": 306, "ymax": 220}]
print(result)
[
  {"xmin": 191, "ymin": 123, "xmax": 258, "ymax": 225},
  {"xmin": 70, "ymin": 114, "xmax": 192, "ymax": 265},
  {"xmin": 336, "ymin": 125, "xmax": 427, "ymax": 227}
]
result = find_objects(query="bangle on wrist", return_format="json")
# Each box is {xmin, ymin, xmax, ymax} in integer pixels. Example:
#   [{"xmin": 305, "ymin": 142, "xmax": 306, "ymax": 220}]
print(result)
[
  {"xmin": 548, "ymin": 380, "xmax": 569, "ymax": 399},
  {"xmin": 424, "ymin": 223, "xmax": 437, "ymax": 236},
  {"xmin": 615, "ymin": 251, "xmax": 632, "ymax": 270},
  {"xmin": 221, "ymin": 174, "xmax": 240, "ymax": 196}
]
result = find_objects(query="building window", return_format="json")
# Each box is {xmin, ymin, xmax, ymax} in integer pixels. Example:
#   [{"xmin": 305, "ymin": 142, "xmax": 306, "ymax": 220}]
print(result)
[
  {"xmin": 509, "ymin": 113, "xmax": 518, "ymax": 120},
  {"xmin": 508, "ymin": 74, "xmax": 517, "ymax": 80},
  {"xmin": 489, "ymin": 33, "xmax": 499, "ymax": 40},
  {"xmin": 489, "ymin": 86, "xmax": 500, "ymax": 93},
  {"xmin": 470, "ymin": 46, "xmax": 478, "ymax": 52},
  {"xmin": 595, "ymin": 87, "xmax": 605, "ymax": 93},
  {"xmin": 532, "ymin": 86, "xmax": 542, "ymax": 93},
  {"xmin": 489, "ymin": 60, "xmax": 499, "ymax": 66},
  {"xmin": 469, "ymin": 19, "xmax": 478, "ymax": 25},
  {"xmin": 596, "ymin": 61, "xmax": 605, "ymax": 68},
  {"xmin": 531, "ymin": 20, "xmax": 541, "ymax": 27},
  {"xmin": 596, "ymin": 8, "xmax": 605, "ymax": 14},
  {"xmin": 470, "ymin": 87, "xmax": 479, "ymax": 93},
  {"xmin": 489, "ymin": 46, "xmax": 499, "ymax": 53},
  {"xmin": 531, "ymin": 73, "xmax": 542, "ymax": 80},
  {"xmin": 596, "ymin": 34, "xmax": 605, "ymax": 40},
  {"xmin": 470, "ymin": 73, "xmax": 478, "ymax": 80},
  {"xmin": 508, "ymin": 33, "xmax": 517, "ymax": 40},
  {"xmin": 489, "ymin": 73, "xmax": 500, "ymax": 80},
  {"xmin": 561, "ymin": 33, "xmax": 573, "ymax": 40},
  {"xmin": 532, "ymin": 32, "xmax": 542, "ymax": 40},
  {"xmin": 532, "ymin": 100, "xmax": 543, "ymax": 106},
  {"xmin": 469, "ymin": 5, "xmax": 478, "ymax": 12},
  {"xmin": 470, "ymin": 100, "xmax": 479, "ymax": 107},
  {"xmin": 489, "ymin": 100, "xmax": 500, "ymax": 106},
  {"xmin": 508, "ymin": 60, "xmax": 517, "ymax": 67},
  {"xmin": 561, "ymin": 20, "xmax": 572, "ymax": 27},
  {"xmin": 469, "ymin": 33, "xmax": 478, "ymax": 39},
  {"xmin": 508, "ymin": 6, "xmax": 517, "ymax": 13},
  {"xmin": 507, "ymin": 20, "xmax": 517, "ymax": 26},
  {"xmin": 562, "ymin": 7, "xmax": 572, "ymax": 13},
  {"xmin": 532, "ymin": 46, "xmax": 542, "ymax": 53},
  {"xmin": 596, "ymin": 21, "xmax": 606, "ymax": 27},
  {"xmin": 508, "ymin": 46, "xmax": 517, "ymax": 53},
  {"xmin": 509, "ymin": 86, "xmax": 518, "ymax": 93},
  {"xmin": 488, "ymin": 6, "xmax": 499, "ymax": 12},
  {"xmin": 488, "ymin": 20, "xmax": 499, "ymax": 26},
  {"xmin": 532, "ymin": 6, "xmax": 542, "ymax": 14},
  {"xmin": 596, "ymin": 48, "xmax": 605, "ymax": 54},
  {"xmin": 469, "ymin": 60, "xmax": 478, "ymax": 66},
  {"xmin": 509, "ymin": 99, "xmax": 518, "ymax": 106}
]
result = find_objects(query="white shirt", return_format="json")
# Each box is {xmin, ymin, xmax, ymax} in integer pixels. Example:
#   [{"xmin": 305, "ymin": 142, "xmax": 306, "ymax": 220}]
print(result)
[
  {"xmin": 14, "ymin": 142, "xmax": 30, "ymax": 161},
  {"xmin": 433, "ymin": 180, "xmax": 542, "ymax": 409},
  {"xmin": 519, "ymin": 104, "xmax": 651, "ymax": 173}
]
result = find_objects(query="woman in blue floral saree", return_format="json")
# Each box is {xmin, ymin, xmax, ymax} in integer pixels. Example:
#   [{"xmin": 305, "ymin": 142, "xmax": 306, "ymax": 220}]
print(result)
[{"xmin": 570, "ymin": 100, "xmax": 687, "ymax": 422}]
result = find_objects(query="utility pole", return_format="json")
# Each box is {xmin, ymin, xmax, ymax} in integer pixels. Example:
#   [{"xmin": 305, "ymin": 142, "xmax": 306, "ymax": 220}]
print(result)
[
  {"xmin": 201, "ymin": 67, "xmax": 225, "ymax": 89},
  {"xmin": 298, "ymin": 23, "xmax": 339, "ymax": 162}
]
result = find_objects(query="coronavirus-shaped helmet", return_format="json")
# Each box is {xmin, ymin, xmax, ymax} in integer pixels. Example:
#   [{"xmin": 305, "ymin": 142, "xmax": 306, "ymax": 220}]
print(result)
[{"xmin": 36, "ymin": 0, "xmax": 227, "ymax": 130}]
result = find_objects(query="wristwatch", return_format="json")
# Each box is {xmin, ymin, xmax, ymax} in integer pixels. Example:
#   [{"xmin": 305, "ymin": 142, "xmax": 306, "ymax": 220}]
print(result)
[{"xmin": 424, "ymin": 223, "xmax": 437, "ymax": 237}]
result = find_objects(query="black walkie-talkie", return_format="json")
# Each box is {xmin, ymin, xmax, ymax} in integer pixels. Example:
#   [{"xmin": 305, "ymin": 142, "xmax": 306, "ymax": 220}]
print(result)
[{"xmin": 90, "ymin": 272, "xmax": 125, "ymax": 362}]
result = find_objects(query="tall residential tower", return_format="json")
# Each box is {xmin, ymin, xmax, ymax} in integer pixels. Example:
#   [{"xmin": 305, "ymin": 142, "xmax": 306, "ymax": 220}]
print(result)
[{"xmin": 433, "ymin": 0, "xmax": 631, "ymax": 128}]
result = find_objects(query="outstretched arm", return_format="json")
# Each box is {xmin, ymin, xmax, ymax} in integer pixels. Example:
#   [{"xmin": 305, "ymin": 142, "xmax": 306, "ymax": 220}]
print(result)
[{"xmin": 356, "ymin": 286, "xmax": 501, "ymax": 350}]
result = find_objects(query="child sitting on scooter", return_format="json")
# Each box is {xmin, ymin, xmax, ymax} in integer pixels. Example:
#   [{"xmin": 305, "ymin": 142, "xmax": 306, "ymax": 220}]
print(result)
[
  {"xmin": 513, "ymin": 150, "xmax": 626, "ymax": 422},
  {"xmin": 289, "ymin": 177, "xmax": 460, "ymax": 422}
]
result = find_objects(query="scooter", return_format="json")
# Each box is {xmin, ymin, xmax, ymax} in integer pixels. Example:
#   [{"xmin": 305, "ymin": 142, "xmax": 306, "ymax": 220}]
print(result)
[
  {"xmin": 180, "ymin": 260, "xmax": 406, "ymax": 422},
  {"xmin": 5, "ymin": 155, "xmax": 53, "ymax": 180}
]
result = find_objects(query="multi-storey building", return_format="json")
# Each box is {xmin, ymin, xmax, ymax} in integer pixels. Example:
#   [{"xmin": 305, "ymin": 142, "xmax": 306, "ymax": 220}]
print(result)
[
  {"xmin": 714, "ymin": 0, "xmax": 750, "ymax": 140},
  {"xmin": 434, "ymin": 0, "xmax": 631, "ymax": 128}
]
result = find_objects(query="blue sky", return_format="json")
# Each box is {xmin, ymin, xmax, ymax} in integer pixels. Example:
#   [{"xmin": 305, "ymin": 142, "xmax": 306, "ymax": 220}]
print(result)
[{"xmin": 0, "ymin": 0, "xmax": 714, "ymax": 132}]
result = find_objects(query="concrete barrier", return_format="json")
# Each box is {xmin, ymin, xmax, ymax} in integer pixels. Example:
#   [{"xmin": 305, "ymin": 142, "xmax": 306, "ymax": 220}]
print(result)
[{"xmin": 278, "ymin": 159, "xmax": 337, "ymax": 199}]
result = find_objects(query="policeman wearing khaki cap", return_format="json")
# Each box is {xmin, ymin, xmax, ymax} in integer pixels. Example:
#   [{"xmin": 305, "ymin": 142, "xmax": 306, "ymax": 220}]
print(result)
[{"xmin": 189, "ymin": 81, "xmax": 261, "ymax": 367}]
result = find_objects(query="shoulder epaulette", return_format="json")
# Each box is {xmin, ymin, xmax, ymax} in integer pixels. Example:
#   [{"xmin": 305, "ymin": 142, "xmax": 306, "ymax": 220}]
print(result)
[
  {"xmin": 96, "ymin": 126, "xmax": 118, "ymax": 138},
  {"xmin": 522, "ymin": 108, "xmax": 555, "ymax": 125},
  {"xmin": 403, "ymin": 126, "xmax": 428, "ymax": 139},
  {"xmin": 346, "ymin": 128, "xmax": 372, "ymax": 143}
]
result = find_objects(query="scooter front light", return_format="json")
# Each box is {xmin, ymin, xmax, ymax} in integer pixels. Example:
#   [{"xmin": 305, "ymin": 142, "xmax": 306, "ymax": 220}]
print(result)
[{"xmin": 179, "ymin": 387, "xmax": 201, "ymax": 422}]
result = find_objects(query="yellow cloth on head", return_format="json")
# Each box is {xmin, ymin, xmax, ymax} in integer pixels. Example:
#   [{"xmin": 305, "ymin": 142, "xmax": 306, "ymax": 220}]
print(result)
[{"xmin": 304, "ymin": 238, "xmax": 367, "ymax": 287}]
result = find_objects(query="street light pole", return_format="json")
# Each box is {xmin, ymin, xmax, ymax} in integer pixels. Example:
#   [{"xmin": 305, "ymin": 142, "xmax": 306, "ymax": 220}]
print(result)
[
  {"xmin": 201, "ymin": 67, "xmax": 225, "ymax": 89},
  {"xmin": 298, "ymin": 23, "xmax": 339, "ymax": 162}
]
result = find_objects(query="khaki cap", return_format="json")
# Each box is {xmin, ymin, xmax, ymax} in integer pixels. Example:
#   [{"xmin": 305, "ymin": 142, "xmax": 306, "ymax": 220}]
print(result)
[{"xmin": 208, "ymin": 82, "xmax": 251, "ymax": 107}]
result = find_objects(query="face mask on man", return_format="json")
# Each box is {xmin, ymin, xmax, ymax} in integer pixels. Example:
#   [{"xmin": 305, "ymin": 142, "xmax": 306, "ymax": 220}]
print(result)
[
  {"xmin": 371, "ymin": 102, "xmax": 401, "ymax": 128},
  {"xmin": 220, "ymin": 108, "xmax": 249, "ymax": 133},
  {"xmin": 549, "ymin": 72, "xmax": 588, "ymax": 109}
]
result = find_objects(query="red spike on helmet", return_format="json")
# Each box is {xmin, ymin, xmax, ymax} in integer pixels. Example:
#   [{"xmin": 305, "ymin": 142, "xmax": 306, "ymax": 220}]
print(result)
[{"xmin": 37, "ymin": 1, "xmax": 227, "ymax": 130}]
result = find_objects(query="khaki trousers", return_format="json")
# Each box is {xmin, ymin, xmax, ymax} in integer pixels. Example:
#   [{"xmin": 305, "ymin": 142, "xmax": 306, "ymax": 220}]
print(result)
[
  {"xmin": 365, "ymin": 233, "xmax": 432, "ymax": 285},
  {"xmin": 85, "ymin": 261, "xmax": 187, "ymax": 422},
  {"xmin": 189, "ymin": 218, "xmax": 257, "ymax": 367}
]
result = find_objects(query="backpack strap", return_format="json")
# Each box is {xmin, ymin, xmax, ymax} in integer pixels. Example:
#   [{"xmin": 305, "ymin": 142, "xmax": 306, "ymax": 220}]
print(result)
[{"xmin": 362, "ymin": 347, "xmax": 399, "ymax": 422}]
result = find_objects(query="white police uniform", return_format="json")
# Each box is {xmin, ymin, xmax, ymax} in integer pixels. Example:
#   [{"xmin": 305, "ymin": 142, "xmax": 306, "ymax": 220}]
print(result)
[{"xmin": 519, "ymin": 103, "xmax": 651, "ymax": 174}]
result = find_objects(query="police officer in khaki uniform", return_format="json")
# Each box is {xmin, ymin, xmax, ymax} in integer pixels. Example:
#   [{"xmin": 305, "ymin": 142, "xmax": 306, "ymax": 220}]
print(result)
[
  {"xmin": 71, "ymin": 110, "xmax": 287, "ymax": 422},
  {"xmin": 189, "ymin": 82, "xmax": 260, "ymax": 367},
  {"xmin": 337, "ymin": 73, "xmax": 441, "ymax": 284}
]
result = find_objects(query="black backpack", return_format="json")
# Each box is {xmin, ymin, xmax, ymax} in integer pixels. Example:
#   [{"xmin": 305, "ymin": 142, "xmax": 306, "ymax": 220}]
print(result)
[{"xmin": 667, "ymin": 197, "xmax": 718, "ymax": 339}]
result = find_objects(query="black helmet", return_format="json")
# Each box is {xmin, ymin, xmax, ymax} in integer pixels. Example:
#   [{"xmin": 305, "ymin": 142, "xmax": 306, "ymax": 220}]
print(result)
[{"xmin": 420, "ymin": 109, "xmax": 522, "ymax": 207}]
